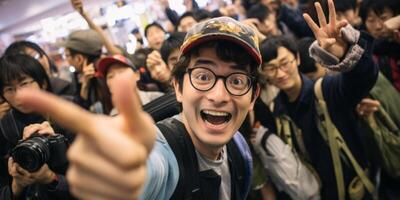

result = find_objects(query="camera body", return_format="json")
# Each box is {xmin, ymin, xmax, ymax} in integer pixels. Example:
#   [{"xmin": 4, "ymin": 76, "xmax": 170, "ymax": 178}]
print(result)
[{"xmin": 11, "ymin": 133, "xmax": 68, "ymax": 172}]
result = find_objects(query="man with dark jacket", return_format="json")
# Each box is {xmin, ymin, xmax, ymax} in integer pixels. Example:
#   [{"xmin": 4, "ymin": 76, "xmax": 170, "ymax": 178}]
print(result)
[{"xmin": 256, "ymin": 0, "xmax": 379, "ymax": 199}]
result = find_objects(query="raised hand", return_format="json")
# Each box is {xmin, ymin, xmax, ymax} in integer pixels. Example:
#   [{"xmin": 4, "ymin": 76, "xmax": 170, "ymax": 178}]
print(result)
[
  {"xmin": 16, "ymin": 73, "xmax": 156, "ymax": 200},
  {"xmin": 70, "ymin": 0, "xmax": 83, "ymax": 13},
  {"xmin": 303, "ymin": 0, "xmax": 348, "ymax": 59}
]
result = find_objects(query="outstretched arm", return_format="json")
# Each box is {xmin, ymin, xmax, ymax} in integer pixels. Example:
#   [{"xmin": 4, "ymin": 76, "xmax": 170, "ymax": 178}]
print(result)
[
  {"xmin": 71, "ymin": 0, "xmax": 123, "ymax": 55},
  {"xmin": 16, "ymin": 72, "xmax": 156, "ymax": 199}
]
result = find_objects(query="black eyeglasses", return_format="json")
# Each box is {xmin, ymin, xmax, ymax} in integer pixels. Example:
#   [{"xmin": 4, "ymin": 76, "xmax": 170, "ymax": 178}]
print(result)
[{"xmin": 186, "ymin": 67, "xmax": 254, "ymax": 96}]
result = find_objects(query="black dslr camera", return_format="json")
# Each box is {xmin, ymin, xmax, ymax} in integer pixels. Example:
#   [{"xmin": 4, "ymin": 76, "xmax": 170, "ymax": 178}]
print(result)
[{"xmin": 11, "ymin": 133, "xmax": 68, "ymax": 172}]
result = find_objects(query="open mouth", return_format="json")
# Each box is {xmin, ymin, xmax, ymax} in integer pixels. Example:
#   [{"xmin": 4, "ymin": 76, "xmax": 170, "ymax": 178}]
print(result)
[{"xmin": 200, "ymin": 110, "xmax": 232, "ymax": 125}]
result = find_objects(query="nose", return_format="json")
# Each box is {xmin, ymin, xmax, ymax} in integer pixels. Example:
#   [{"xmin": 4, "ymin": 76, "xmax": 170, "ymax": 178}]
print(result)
[
  {"xmin": 207, "ymin": 79, "xmax": 230, "ymax": 105},
  {"xmin": 275, "ymin": 67, "xmax": 286, "ymax": 78}
]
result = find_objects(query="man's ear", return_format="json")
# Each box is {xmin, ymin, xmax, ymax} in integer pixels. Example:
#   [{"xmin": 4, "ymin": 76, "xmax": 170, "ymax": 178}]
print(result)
[
  {"xmin": 172, "ymin": 78, "xmax": 183, "ymax": 103},
  {"xmin": 296, "ymin": 52, "xmax": 301, "ymax": 66},
  {"xmin": 42, "ymin": 81, "xmax": 48, "ymax": 90}
]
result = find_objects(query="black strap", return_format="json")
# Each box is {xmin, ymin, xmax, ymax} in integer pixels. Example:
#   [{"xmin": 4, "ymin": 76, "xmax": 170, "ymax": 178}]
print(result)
[
  {"xmin": 143, "ymin": 91, "xmax": 181, "ymax": 122},
  {"xmin": 226, "ymin": 139, "xmax": 246, "ymax": 200},
  {"xmin": 156, "ymin": 118, "xmax": 201, "ymax": 200}
]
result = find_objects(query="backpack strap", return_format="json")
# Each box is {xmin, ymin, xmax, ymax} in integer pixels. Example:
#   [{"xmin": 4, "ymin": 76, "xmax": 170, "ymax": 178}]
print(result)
[
  {"xmin": 0, "ymin": 110, "xmax": 22, "ymax": 146},
  {"xmin": 231, "ymin": 133, "xmax": 252, "ymax": 199},
  {"xmin": 314, "ymin": 78, "xmax": 375, "ymax": 199},
  {"xmin": 156, "ymin": 118, "xmax": 201, "ymax": 200}
]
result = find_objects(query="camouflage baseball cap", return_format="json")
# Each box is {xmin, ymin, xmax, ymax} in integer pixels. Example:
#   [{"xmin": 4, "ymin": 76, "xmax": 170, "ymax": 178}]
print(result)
[{"xmin": 180, "ymin": 16, "xmax": 261, "ymax": 67}]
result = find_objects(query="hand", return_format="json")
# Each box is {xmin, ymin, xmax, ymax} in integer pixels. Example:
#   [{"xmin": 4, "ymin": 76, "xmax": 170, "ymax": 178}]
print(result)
[
  {"xmin": 384, "ymin": 15, "xmax": 400, "ymax": 43},
  {"xmin": 9, "ymin": 158, "xmax": 35, "ymax": 196},
  {"xmin": 9, "ymin": 158, "xmax": 56, "ymax": 195},
  {"xmin": 0, "ymin": 101, "xmax": 10, "ymax": 118},
  {"xmin": 79, "ymin": 60, "xmax": 95, "ymax": 100},
  {"xmin": 70, "ymin": 0, "xmax": 84, "ymax": 13},
  {"xmin": 242, "ymin": 18, "xmax": 267, "ymax": 41},
  {"xmin": 356, "ymin": 98, "xmax": 380, "ymax": 117},
  {"xmin": 146, "ymin": 51, "xmax": 170, "ymax": 83},
  {"xmin": 303, "ymin": 0, "xmax": 349, "ymax": 59},
  {"xmin": 22, "ymin": 121, "xmax": 55, "ymax": 140},
  {"xmin": 16, "ymin": 72, "xmax": 156, "ymax": 200}
]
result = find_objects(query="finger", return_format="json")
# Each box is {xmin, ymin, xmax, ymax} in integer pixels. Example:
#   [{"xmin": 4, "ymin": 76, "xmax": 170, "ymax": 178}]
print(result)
[
  {"xmin": 16, "ymin": 89, "xmax": 96, "ymax": 138},
  {"xmin": 315, "ymin": 2, "xmax": 327, "ymax": 27},
  {"xmin": 106, "ymin": 73, "xmax": 156, "ymax": 151},
  {"xmin": 336, "ymin": 20, "xmax": 348, "ymax": 32},
  {"xmin": 16, "ymin": 165, "xmax": 31, "ymax": 177},
  {"xmin": 328, "ymin": 0, "xmax": 336, "ymax": 29},
  {"xmin": 303, "ymin": 13, "xmax": 320, "ymax": 35},
  {"xmin": 360, "ymin": 99, "xmax": 380, "ymax": 107},
  {"xmin": 68, "ymin": 164, "xmax": 145, "ymax": 199},
  {"xmin": 321, "ymin": 38, "xmax": 336, "ymax": 49},
  {"xmin": 22, "ymin": 124, "xmax": 43, "ymax": 139}
]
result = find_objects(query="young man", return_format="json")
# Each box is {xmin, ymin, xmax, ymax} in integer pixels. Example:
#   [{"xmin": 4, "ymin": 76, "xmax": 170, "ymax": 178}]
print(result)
[
  {"xmin": 0, "ymin": 54, "xmax": 73, "ymax": 200},
  {"xmin": 63, "ymin": 29, "xmax": 112, "ymax": 113},
  {"xmin": 144, "ymin": 22, "xmax": 167, "ymax": 51},
  {"xmin": 16, "ymin": 17, "xmax": 261, "ymax": 200},
  {"xmin": 257, "ymin": 0, "xmax": 379, "ymax": 199}
]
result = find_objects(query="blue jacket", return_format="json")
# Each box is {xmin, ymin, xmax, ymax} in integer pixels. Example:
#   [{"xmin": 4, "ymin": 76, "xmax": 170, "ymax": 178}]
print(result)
[
  {"xmin": 140, "ymin": 116, "xmax": 252, "ymax": 200},
  {"xmin": 273, "ymin": 32, "xmax": 378, "ymax": 199}
]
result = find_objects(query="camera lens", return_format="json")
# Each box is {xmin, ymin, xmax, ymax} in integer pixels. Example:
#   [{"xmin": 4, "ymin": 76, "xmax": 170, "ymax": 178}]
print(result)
[{"xmin": 12, "ymin": 136, "xmax": 50, "ymax": 172}]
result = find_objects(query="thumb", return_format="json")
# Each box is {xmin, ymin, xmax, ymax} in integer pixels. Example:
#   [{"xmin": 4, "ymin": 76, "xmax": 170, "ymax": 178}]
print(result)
[{"xmin": 112, "ymin": 72, "xmax": 156, "ymax": 151}]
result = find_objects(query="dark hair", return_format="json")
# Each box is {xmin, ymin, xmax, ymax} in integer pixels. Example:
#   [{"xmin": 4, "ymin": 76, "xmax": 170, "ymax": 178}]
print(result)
[
  {"xmin": 360, "ymin": 0, "xmax": 400, "ymax": 23},
  {"xmin": 246, "ymin": 3, "xmax": 271, "ymax": 22},
  {"xmin": 193, "ymin": 9, "xmax": 212, "ymax": 21},
  {"xmin": 144, "ymin": 22, "xmax": 165, "ymax": 38},
  {"xmin": 260, "ymin": 36, "xmax": 298, "ymax": 64},
  {"xmin": 160, "ymin": 32, "xmax": 186, "ymax": 64},
  {"xmin": 67, "ymin": 48, "xmax": 101, "ymax": 64},
  {"xmin": 177, "ymin": 12, "xmax": 197, "ymax": 31},
  {"xmin": 333, "ymin": 0, "xmax": 357, "ymax": 13},
  {"xmin": 4, "ymin": 41, "xmax": 59, "ymax": 73},
  {"xmin": 171, "ymin": 40, "xmax": 259, "ymax": 99},
  {"xmin": 297, "ymin": 37, "xmax": 317, "ymax": 74},
  {"xmin": 0, "ymin": 54, "xmax": 52, "ymax": 96}
]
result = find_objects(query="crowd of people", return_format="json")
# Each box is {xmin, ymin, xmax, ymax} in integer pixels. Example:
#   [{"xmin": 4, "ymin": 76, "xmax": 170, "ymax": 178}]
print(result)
[{"xmin": 1, "ymin": 0, "xmax": 400, "ymax": 199}]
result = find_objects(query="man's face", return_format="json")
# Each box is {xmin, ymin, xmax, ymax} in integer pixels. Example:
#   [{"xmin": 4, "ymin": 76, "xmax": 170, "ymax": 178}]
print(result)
[
  {"xmin": 146, "ymin": 26, "xmax": 166, "ymax": 50},
  {"xmin": 147, "ymin": 62, "xmax": 171, "ymax": 84},
  {"xmin": 2, "ymin": 76, "xmax": 42, "ymax": 113},
  {"xmin": 259, "ymin": 14, "xmax": 278, "ymax": 36},
  {"xmin": 167, "ymin": 49, "xmax": 180, "ymax": 70},
  {"xmin": 261, "ymin": 47, "xmax": 300, "ymax": 91},
  {"xmin": 64, "ymin": 49, "xmax": 83, "ymax": 72},
  {"xmin": 178, "ymin": 16, "xmax": 197, "ymax": 32},
  {"xmin": 174, "ymin": 46, "xmax": 258, "ymax": 153},
  {"xmin": 365, "ymin": 8, "xmax": 394, "ymax": 39}
]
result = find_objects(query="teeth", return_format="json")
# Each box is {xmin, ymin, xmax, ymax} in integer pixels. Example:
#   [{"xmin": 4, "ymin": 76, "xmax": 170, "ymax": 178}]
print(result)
[{"xmin": 203, "ymin": 110, "xmax": 229, "ymax": 116}]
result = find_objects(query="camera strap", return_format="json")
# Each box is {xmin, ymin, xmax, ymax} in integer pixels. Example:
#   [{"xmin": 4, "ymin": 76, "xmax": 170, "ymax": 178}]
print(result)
[{"xmin": 0, "ymin": 110, "xmax": 22, "ymax": 145}]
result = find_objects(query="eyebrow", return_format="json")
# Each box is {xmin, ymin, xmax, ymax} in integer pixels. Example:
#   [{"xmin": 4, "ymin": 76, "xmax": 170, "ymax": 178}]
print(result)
[{"xmin": 193, "ymin": 58, "xmax": 246, "ymax": 71}]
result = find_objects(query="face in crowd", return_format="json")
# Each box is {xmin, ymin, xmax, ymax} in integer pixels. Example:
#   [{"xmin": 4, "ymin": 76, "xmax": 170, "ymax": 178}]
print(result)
[
  {"xmin": 365, "ymin": 7, "xmax": 395, "ymax": 39},
  {"xmin": 146, "ymin": 26, "xmax": 166, "ymax": 51},
  {"xmin": 174, "ymin": 43, "xmax": 259, "ymax": 156},
  {"xmin": 261, "ymin": 46, "xmax": 301, "ymax": 92}
]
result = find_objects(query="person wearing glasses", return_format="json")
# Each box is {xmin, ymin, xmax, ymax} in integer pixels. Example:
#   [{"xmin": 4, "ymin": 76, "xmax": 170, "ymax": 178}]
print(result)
[
  {"xmin": 0, "ymin": 54, "xmax": 74, "ymax": 200},
  {"xmin": 14, "ymin": 17, "xmax": 260, "ymax": 200},
  {"xmin": 255, "ymin": 0, "xmax": 381, "ymax": 199}
]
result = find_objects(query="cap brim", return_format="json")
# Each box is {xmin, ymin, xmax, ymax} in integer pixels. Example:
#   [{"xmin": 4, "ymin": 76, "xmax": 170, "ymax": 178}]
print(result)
[
  {"xmin": 98, "ymin": 57, "xmax": 128, "ymax": 78},
  {"xmin": 180, "ymin": 33, "xmax": 261, "ymax": 66}
]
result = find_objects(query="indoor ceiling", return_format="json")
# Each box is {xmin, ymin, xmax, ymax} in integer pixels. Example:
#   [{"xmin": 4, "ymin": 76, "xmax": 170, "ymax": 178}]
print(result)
[{"xmin": 0, "ymin": 0, "xmax": 112, "ymax": 35}]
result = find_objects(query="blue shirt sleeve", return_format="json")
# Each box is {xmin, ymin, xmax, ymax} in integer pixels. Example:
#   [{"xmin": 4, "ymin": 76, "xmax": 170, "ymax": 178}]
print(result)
[{"xmin": 139, "ymin": 127, "xmax": 179, "ymax": 200}]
